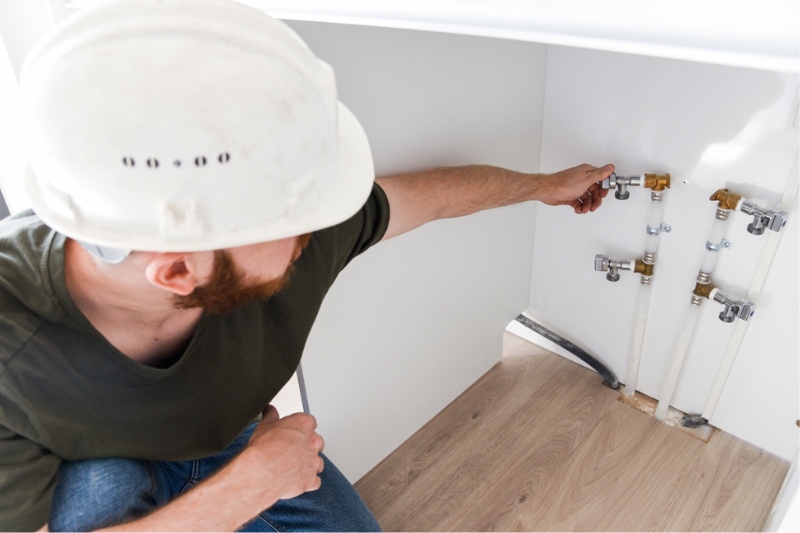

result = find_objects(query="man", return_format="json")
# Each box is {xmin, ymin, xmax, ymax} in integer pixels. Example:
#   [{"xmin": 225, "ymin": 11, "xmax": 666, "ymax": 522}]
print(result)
[{"xmin": 0, "ymin": 0, "xmax": 613, "ymax": 530}]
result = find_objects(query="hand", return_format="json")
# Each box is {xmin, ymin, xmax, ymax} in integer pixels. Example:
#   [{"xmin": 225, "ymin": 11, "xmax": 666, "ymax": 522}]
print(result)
[
  {"xmin": 235, "ymin": 405, "xmax": 325, "ymax": 503},
  {"xmin": 538, "ymin": 164, "xmax": 614, "ymax": 214}
]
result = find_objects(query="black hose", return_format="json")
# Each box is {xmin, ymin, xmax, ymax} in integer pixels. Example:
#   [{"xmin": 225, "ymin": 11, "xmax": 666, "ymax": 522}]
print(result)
[
  {"xmin": 680, "ymin": 414, "xmax": 708, "ymax": 428},
  {"xmin": 514, "ymin": 314, "xmax": 620, "ymax": 390}
]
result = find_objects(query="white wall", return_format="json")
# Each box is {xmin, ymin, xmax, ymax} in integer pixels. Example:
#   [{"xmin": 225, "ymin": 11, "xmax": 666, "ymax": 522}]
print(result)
[
  {"xmin": 0, "ymin": 31, "xmax": 23, "ymax": 217},
  {"xmin": 288, "ymin": 21, "xmax": 548, "ymax": 481},
  {"xmin": 0, "ymin": 0, "xmax": 55, "ymax": 215},
  {"xmin": 528, "ymin": 45, "xmax": 798, "ymax": 460}
]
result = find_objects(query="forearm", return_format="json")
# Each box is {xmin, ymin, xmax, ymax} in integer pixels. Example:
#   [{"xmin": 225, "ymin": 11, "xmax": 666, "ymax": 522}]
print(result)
[
  {"xmin": 376, "ymin": 163, "xmax": 613, "ymax": 241},
  {"xmin": 376, "ymin": 165, "xmax": 536, "ymax": 239},
  {"xmin": 94, "ymin": 408, "xmax": 323, "ymax": 532},
  {"xmin": 100, "ymin": 449, "xmax": 276, "ymax": 532}
]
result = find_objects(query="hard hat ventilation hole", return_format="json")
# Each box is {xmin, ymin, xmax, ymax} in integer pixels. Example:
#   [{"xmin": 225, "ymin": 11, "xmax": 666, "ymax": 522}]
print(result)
[{"xmin": 121, "ymin": 155, "xmax": 229, "ymax": 169}]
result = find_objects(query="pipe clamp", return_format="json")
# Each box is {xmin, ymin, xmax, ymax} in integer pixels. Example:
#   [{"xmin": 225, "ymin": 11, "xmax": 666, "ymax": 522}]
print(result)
[
  {"xmin": 646, "ymin": 223, "xmax": 672, "ymax": 236},
  {"xmin": 705, "ymin": 239, "xmax": 732, "ymax": 252}
]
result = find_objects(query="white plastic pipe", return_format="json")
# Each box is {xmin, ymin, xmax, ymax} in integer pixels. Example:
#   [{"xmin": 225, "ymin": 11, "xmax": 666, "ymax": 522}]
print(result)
[
  {"xmin": 654, "ymin": 201, "xmax": 733, "ymax": 419},
  {"xmin": 624, "ymin": 193, "xmax": 666, "ymax": 396},
  {"xmin": 702, "ymin": 155, "xmax": 799, "ymax": 421},
  {"xmin": 624, "ymin": 281, "xmax": 652, "ymax": 396},
  {"xmin": 655, "ymin": 302, "xmax": 701, "ymax": 421}
]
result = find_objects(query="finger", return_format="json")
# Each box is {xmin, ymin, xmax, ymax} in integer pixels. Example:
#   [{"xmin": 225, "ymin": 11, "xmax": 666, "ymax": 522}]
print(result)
[
  {"xmin": 262, "ymin": 404, "xmax": 280, "ymax": 423},
  {"xmin": 589, "ymin": 186, "xmax": 604, "ymax": 212},
  {"xmin": 311, "ymin": 433, "xmax": 325, "ymax": 453},
  {"xmin": 578, "ymin": 191, "xmax": 593, "ymax": 213},
  {"xmin": 316, "ymin": 455, "xmax": 325, "ymax": 474},
  {"xmin": 587, "ymin": 182, "xmax": 607, "ymax": 199}
]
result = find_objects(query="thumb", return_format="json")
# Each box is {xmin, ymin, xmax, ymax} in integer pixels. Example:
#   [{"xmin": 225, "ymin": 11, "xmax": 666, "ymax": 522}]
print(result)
[
  {"xmin": 595, "ymin": 164, "xmax": 615, "ymax": 179},
  {"xmin": 262, "ymin": 404, "xmax": 280, "ymax": 423}
]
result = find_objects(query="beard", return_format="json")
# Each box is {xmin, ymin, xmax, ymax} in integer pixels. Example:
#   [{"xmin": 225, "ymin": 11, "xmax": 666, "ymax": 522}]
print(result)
[{"xmin": 172, "ymin": 233, "xmax": 312, "ymax": 314}]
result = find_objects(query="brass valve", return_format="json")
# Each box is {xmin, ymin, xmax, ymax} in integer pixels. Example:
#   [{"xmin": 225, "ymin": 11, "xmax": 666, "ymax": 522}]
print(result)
[
  {"xmin": 644, "ymin": 173, "xmax": 670, "ymax": 191},
  {"xmin": 692, "ymin": 281, "xmax": 716, "ymax": 299},
  {"xmin": 691, "ymin": 274, "xmax": 755, "ymax": 323},
  {"xmin": 602, "ymin": 172, "xmax": 671, "ymax": 199},
  {"xmin": 709, "ymin": 189, "xmax": 742, "ymax": 211},
  {"xmin": 709, "ymin": 189, "xmax": 788, "ymax": 235},
  {"xmin": 634, "ymin": 259, "xmax": 654, "ymax": 277}
]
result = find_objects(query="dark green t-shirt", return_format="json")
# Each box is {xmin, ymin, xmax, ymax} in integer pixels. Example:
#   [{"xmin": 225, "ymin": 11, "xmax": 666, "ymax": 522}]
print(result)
[{"xmin": 0, "ymin": 184, "xmax": 390, "ymax": 531}]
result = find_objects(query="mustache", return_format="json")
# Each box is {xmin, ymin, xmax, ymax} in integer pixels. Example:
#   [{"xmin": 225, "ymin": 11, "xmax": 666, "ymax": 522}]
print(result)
[{"xmin": 172, "ymin": 234, "xmax": 311, "ymax": 314}]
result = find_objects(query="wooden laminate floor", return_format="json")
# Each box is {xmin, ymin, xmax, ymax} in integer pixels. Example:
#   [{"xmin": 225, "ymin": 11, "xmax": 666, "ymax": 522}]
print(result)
[{"xmin": 355, "ymin": 335, "xmax": 789, "ymax": 531}]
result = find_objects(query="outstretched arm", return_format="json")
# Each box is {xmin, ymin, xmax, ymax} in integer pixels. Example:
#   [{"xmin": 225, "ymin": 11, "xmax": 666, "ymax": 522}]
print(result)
[{"xmin": 376, "ymin": 163, "xmax": 614, "ymax": 241}]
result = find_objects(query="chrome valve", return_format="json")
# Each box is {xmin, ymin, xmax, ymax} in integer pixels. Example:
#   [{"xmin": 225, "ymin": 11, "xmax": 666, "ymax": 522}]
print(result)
[
  {"xmin": 739, "ymin": 200, "xmax": 787, "ymax": 235},
  {"xmin": 594, "ymin": 254, "xmax": 634, "ymax": 282},
  {"xmin": 712, "ymin": 291, "xmax": 755, "ymax": 323},
  {"xmin": 601, "ymin": 173, "xmax": 643, "ymax": 200}
]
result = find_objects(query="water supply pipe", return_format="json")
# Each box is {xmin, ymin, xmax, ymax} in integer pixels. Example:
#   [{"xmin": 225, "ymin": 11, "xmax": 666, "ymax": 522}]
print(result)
[
  {"xmin": 654, "ymin": 189, "xmax": 759, "ymax": 422},
  {"xmin": 657, "ymin": 271, "xmax": 755, "ymax": 423},
  {"xmin": 700, "ymin": 156, "xmax": 799, "ymax": 424},
  {"xmin": 595, "ymin": 173, "xmax": 671, "ymax": 396},
  {"xmin": 654, "ymin": 296, "xmax": 703, "ymax": 421},
  {"xmin": 626, "ymin": 182, "xmax": 671, "ymax": 396},
  {"xmin": 654, "ymin": 193, "xmax": 733, "ymax": 421}
]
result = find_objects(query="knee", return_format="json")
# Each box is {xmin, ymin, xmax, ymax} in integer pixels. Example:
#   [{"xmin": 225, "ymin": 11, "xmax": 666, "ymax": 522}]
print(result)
[{"xmin": 49, "ymin": 458, "xmax": 156, "ymax": 532}]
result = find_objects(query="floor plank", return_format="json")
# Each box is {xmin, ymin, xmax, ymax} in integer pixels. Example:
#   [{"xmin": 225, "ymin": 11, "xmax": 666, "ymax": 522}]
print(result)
[{"xmin": 355, "ymin": 342, "xmax": 789, "ymax": 532}]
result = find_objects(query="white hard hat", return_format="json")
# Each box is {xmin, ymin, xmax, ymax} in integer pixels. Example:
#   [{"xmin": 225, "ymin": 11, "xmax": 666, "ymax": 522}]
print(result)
[{"xmin": 21, "ymin": 0, "xmax": 374, "ymax": 252}]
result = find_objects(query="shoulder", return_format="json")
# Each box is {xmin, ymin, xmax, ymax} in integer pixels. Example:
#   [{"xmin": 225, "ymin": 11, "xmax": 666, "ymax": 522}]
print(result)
[
  {"xmin": 314, "ymin": 182, "xmax": 390, "ymax": 267},
  {"xmin": 0, "ymin": 211, "xmax": 60, "ymax": 370}
]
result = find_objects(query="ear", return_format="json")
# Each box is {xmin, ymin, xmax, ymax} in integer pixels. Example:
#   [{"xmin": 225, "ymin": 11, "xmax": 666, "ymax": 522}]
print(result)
[{"xmin": 143, "ymin": 252, "xmax": 212, "ymax": 296}]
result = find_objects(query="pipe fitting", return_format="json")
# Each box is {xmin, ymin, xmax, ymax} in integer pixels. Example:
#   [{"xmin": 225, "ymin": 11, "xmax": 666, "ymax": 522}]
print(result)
[
  {"xmin": 739, "ymin": 200, "xmax": 788, "ymax": 235},
  {"xmin": 644, "ymin": 173, "xmax": 671, "ymax": 191},
  {"xmin": 715, "ymin": 208, "xmax": 731, "ymax": 221},
  {"xmin": 693, "ymin": 281, "xmax": 716, "ymax": 299},
  {"xmin": 710, "ymin": 189, "xmax": 742, "ymax": 211},
  {"xmin": 594, "ymin": 254, "xmax": 634, "ymax": 282},
  {"xmin": 601, "ymin": 173, "xmax": 643, "ymax": 200},
  {"xmin": 595, "ymin": 255, "xmax": 655, "ymax": 280},
  {"xmin": 634, "ymin": 259, "xmax": 654, "ymax": 277},
  {"xmin": 711, "ymin": 290, "xmax": 756, "ymax": 323}
]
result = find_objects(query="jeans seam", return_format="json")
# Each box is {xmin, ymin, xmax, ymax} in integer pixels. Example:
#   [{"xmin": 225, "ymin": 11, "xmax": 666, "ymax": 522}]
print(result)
[
  {"xmin": 190, "ymin": 459, "xmax": 201, "ymax": 484},
  {"xmin": 254, "ymin": 513, "xmax": 281, "ymax": 532},
  {"xmin": 144, "ymin": 462, "xmax": 157, "ymax": 500}
]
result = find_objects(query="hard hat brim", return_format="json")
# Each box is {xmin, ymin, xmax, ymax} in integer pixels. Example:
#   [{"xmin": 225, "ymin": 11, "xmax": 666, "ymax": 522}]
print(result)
[{"xmin": 26, "ymin": 102, "xmax": 375, "ymax": 252}]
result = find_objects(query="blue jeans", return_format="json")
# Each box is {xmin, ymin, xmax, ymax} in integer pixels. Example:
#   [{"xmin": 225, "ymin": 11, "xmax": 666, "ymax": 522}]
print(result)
[{"xmin": 49, "ymin": 423, "xmax": 380, "ymax": 532}]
